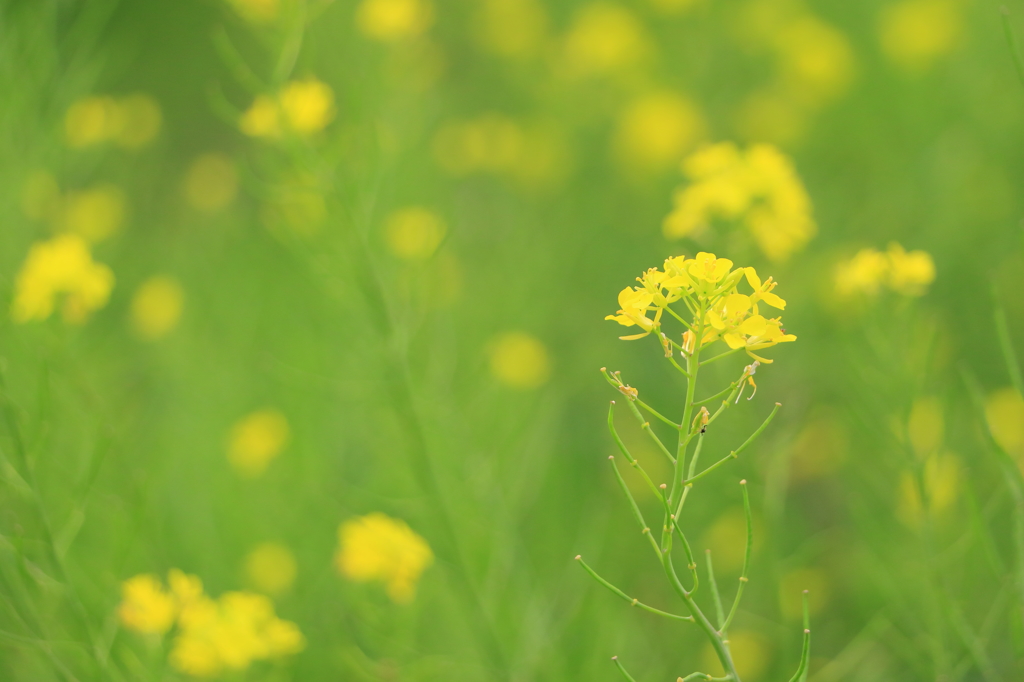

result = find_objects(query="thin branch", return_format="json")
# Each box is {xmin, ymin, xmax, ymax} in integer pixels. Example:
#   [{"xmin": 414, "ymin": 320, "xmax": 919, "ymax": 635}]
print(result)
[
  {"xmin": 685, "ymin": 403, "xmax": 781, "ymax": 486},
  {"xmin": 576, "ymin": 557, "xmax": 694, "ymax": 622},
  {"xmin": 612, "ymin": 656, "xmax": 638, "ymax": 682},
  {"xmin": 705, "ymin": 550, "xmax": 726, "ymax": 628},
  {"xmin": 721, "ymin": 481, "xmax": 752, "ymax": 635},
  {"xmin": 608, "ymin": 456, "xmax": 662, "ymax": 556}
]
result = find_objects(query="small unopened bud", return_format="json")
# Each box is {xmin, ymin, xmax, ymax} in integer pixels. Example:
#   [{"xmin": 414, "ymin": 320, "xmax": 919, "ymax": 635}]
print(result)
[
  {"xmin": 660, "ymin": 332, "xmax": 672, "ymax": 358},
  {"xmin": 681, "ymin": 330, "xmax": 695, "ymax": 355},
  {"xmin": 575, "ymin": 555, "xmax": 581, "ymax": 560},
  {"xmin": 659, "ymin": 483, "xmax": 667, "ymax": 490}
]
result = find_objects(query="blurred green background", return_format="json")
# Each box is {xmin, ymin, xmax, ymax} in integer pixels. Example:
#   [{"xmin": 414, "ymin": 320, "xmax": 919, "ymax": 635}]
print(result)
[{"xmin": 3, "ymin": 0, "xmax": 1024, "ymax": 679}]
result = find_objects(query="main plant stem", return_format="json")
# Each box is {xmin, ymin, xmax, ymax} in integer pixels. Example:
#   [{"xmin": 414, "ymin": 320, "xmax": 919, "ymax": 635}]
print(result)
[{"xmin": 662, "ymin": 300, "xmax": 741, "ymax": 682}]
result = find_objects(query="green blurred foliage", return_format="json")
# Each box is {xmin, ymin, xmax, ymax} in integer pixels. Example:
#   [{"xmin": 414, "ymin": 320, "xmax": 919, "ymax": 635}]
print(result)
[{"xmin": 1, "ymin": 0, "xmax": 1024, "ymax": 680}]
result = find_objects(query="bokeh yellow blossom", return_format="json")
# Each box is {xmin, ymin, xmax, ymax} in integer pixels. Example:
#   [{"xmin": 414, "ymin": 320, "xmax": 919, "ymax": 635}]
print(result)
[
  {"xmin": 244, "ymin": 542, "xmax": 298, "ymax": 596},
  {"xmin": 562, "ymin": 3, "xmax": 650, "ymax": 77},
  {"xmin": 227, "ymin": 409, "xmax": 291, "ymax": 477},
  {"xmin": 834, "ymin": 243, "xmax": 935, "ymax": 298},
  {"xmin": 356, "ymin": 0, "xmax": 433, "ymax": 42},
  {"xmin": 64, "ymin": 94, "xmax": 161, "ymax": 149},
  {"xmin": 227, "ymin": 0, "xmax": 280, "ymax": 23},
  {"xmin": 880, "ymin": 0, "xmax": 962, "ymax": 72},
  {"xmin": 702, "ymin": 629, "xmax": 772, "ymax": 681},
  {"xmin": 664, "ymin": 143, "xmax": 816, "ymax": 262},
  {"xmin": 131, "ymin": 276, "xmax": 185, "ymax": 340},
  {"xmin": 61, "ymin": 184, "xmax": 126, "ymax": 243},
  {"xmin": 488, "ymin": 332, "xmax": 552, "ymax": 389},
  {"xmin": 118, "ymin": 574, "xmax": 177, "ymax": 635},
  {"xmin": 385, "ymin": 207, "xmax": 447, "ymax": 260},
  {"xmin": 183, "ymin": 153, "xmax": 239, "ymax": 212},
  {"xmin": 985, "ymin": 388, "xmax": 1024, "ymax": 458},
  {"xmin": 613, "ymin": 91, "xmax": 705, "ymax": 173},
  {"xmin": 897, "ymin": 452, "xmax": 960, "ymax": 527},
  {"xmin": 474, "ymin": 0, "xmax": 548, "ymax": 58},
  {"xmin": 774, "ymin": 17, "xmax": 855, "ymax": 108},
  {"xmin": 336, "ymin": 513, "xmax": 433, "ymax": 603},
  {"xmin": 11, "ymin": 235, "xmax": 115, "ymax": 324},
  {"xmin": 240, "ymin": 78, "xmax": 335, "ymax": 138}
]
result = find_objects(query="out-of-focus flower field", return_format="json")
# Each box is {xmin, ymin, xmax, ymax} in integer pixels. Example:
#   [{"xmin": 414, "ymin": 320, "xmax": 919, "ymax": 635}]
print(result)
[{"xmin": 2, "ymin": 0, "xmax": 1024, "ymax": 679}]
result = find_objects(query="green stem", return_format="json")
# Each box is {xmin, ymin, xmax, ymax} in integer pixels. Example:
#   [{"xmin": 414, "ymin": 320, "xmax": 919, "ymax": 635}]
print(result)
[
  {"xmin": 612, "ymin": 656, "xmax": 638, "ymax": 682},
  {"xmin": 608, "ymin": 456, "xmax": 663, "ymax": 557},
  {"xmin": 686, "ymin": 404, "xmax": 780, "ymax": 485},
  {"xmin": 576, "ymin": 557, "xmax": 694, "ymax": 622},
  {"xmin": 721, "ymin": 481, "xmax": 752, "ymax": 635},
  {"xmin": 706, "ymin": 550, "xmax": 727, "ymax": 628}
]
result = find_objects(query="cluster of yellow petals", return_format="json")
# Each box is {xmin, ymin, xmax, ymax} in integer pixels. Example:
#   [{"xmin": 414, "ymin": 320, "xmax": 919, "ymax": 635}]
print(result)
[
  {"xmin": 240, "ymin": 78, "xmax": 336, "ymax": 138},
  {"xmin": 834, "ymin": 242, "xmax": 935, "ymax": 298},
  {"xmin": 10, "ymin": 234, "xmax": 115, "ymax": 324},
  {"xmin": 335, "ymin": 513, "xmax": 433, "ymax": 603},
  {"xmin": 605, "ymin": 252, "xmax": 795, "ymax": 363},
  {"xmin": 118, "ymin": 569, "xmax": 304, "ymax": 678},
  {"xmin": 664, "ymin": 142, "xmax": 816, "ymax": 262}
]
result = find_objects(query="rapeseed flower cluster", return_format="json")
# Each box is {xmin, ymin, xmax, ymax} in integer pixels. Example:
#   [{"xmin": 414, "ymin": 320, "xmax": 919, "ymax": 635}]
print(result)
[
  {"xmin": 664, "ymin": 143, "xmax": 816, "ymax": 262},
  {"xmin": 335, "ymin": 513, "xmax": 433, "ymax": 603},
  {"xmin": 119, "ymin": 570, "xmax": 304, "ymax": 677},
  {"xmin": 834, "ymin": 243, "xmax": 936, "ymax": 298},
  {"xmin": 605, "ymin": 252, "xmax": 795, "ymax": 363},
  {"xmin": 240, "ymin": 78, "xmax": 336, "ymax": 138},
  {"xmin": 64, "ymin": 94, "xmax": 162, "ymax": 149},
  {"xmin": 613, "ymin": 91, "xmax": 706, "ymax": 173},
  {"xmin": 10, "ymin": 235, "xmax": 115, "ymax": 324}
]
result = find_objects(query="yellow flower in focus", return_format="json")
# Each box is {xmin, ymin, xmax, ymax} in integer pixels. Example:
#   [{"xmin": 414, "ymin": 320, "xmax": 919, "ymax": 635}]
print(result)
[
  {"xmin": 131, "ymin": 276, "xmax": 185, "ymax": 340},
  {"xmin": 385, "ymin": 207, "xmax": 447, "ymax": 260},
  {"xmin": 488, "ymin": 332, "xmax": 552, "ymax": 389},
  {"xmin": 227, "ymin": 0, "xmax": 280, "ymax": 23},
  {"xmin": 183, "ymin": 153, "xmax": 239, "ymax": 212},
  {"xmin": 880, "ymin": 0, "xmax": 962, "ymax": 72},
  {"xmin": 886, "ymin": 242, "xmax": 935, "ymax": 296},
  {"xmin": 474, "ymin": 0, "xmax": 548, "ymax": 58},
  {"xmin": 240, "ymin": 78, "xmax": 335, "ymax": 137},
  {"xmin": 227, "ymin": 410, "xmax": 290, "ymax": 477},
  {"xmin": 432, "ymin": 114, "xmax": 525, "ymax": 176},
  {"xmin": 563, "ymin": 3, "xmax": 649, "ymax": 76},
  {"xmin": 898, "ymin": 452, "xmax": 961, "ymax": 527},
  {"xmin": 664, "ymin": 142, "xmax": 816, "ymax": 262},
  {"xmin": 986, "ymin": 388, "xmax": 1024, "ymax": 457},
  {"xmin": 356, "ymin": 0, "xmax": 433, "ymax": 42},
  {"xmin": 702, "ymin": 630, "xmax": 772, "ymax": 681},
  {"xmin": 64, "ymin": 96, "xmax": 121, "ymax": 148},
  {"xmin": 113, "ymin": 94, "xmax": 163, "ymax": 149},
  {"xmin": 61, "ymin": 184, "xmax": 126, "ymax": 243},
  {"xmin": 10, "ymin": 235, "xmax": 114, "ymax": 324},
  {"xmin": 244, "ymin": 542, "xmax": 298, "ymax": 596},
  {"xmin": 64, "ymin": 94, "xmax": 161, "ymax": 149},
  {"xmin": 118, "ymin": 574, "xmax": 177, "ymax": 635},
  {"xmin": 336, "ymin": 513, "xmax": 433, "ymax": 603},
  {"xmin": 613, "ymin": 91, "xmax": 705, "ymax": 173}
]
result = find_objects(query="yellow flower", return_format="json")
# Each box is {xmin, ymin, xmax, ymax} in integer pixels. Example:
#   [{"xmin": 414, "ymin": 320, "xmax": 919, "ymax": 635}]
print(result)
[
  {"xmin": 773, "ymin": 16, "xmax": 855, "ymax": 108},
  {"xmin": 880, "ymin": 0, "xmax": 962, "ymax": 72},
  {"xmin": 10, "ymin": 235, "xmax": 115, "ymax": 324},
  {"xmin": 664, "ymin": 142, "xmax": 816, "ymax": 262},
  {"xmin": 227, "ymin": 409, "xmax": 290, "ymax": 477},
  {"xmin": 244, "ymin": 542, "xmax": 298, "ymax": 596},
  {"xmin": 886, "ymin": 242, "xmax": 935, "ymax": 296},
  {"xmin": 240, "ymin": 78, "xmax": 335, "ymax": 137},
  {"xmin": 474, "ymin": 0, "xmax": 548, "ymax": 58},
  {"xmin": 118, "ymin": 574, "xmax": 177, "ymax": 635},
  {"xmin": 113, "ymin": 94, "xmax": 163, "ymax": 149},
  {"xmin": 335, "ymin": 513, "xmax": 433, "ymax": 603},
  {"xmin": 356, "ymin": 0, "xmax": 433, "ymax": 42},
  {"xmin": 897, "ymin": 452, "xmax": 961, "ymax": 527},
  {"xmin": 986, "ymin": 388, "xmax": 1024, "ymax": 457},
  {"xmin": 61, "ymin": 184, "xmax": 127, "ymax": 243},
  {"xmin": 64, "ymin": 94, "xmax": 161, "ymax": 149},
  {"xmin": 834, "ymin": 247, "xmax": 889, "ymax": 297},
  {"xmin": 834, "ymin": 243, "xmax": 935, "ymax": 298},
  {"xmin": 384, "ymin": 207, "xmax": 447, "ymax": 260},
  {"xmin": 613, "ymin": 91, "xmax": 705, "ymax": 173},
  {"xmin": 562, "ymin": 3, "xmax": 650, "ymax": 76},
  {"xmin": 131, "ymin": 276, "xmax": 184, "ymax": 340},
  {"xmin": 182, "ymin": 153, "xmax": 239, "ymax": 212},
  {"xmin": 488, "ymin": 332, "xmax": 552, "ymax": 388},
  {"xmin": 908, "ymin": 396, "xmax": 944, "ymax": 458}
]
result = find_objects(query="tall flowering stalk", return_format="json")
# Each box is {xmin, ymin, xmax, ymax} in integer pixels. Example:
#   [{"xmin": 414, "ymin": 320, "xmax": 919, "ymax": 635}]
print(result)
[{"xmin": 577, "ymin": 252, "xmax": 809, "ymax": 682}]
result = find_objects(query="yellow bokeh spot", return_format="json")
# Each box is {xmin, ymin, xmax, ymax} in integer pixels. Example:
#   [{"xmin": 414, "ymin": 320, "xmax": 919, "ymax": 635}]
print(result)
[
  {"xmin": 244, "ymin": 542, "xmax": 298, "ymax": 596},
  {"xmin": 834, "ymin": 242, "xmax": 935, "ymax": 298},
  {"xmin": 880, "ymin": 0, "xmax": 962, "ymax": 72},
  {"xmin": 227, "ymin": 0, "xmax": 280, "ymax": 23},
  {"xmin": 10, "ymin": 234, "xmax": 115, "ymax": 324},
  {"xmin": 789, "ymin": 410, "xmax": 848, "ymax": 481},
  {"xmin": 702, "ymin": 507, "xmax": 757, "ymax": 574},
  {"xmin": 985, "ymin": 388, "xmax": 1024, "ymax": 457},
  {"xmin": 897, "ymin": 452, "xmax": 961, "ymax": 528},
  {"xmin": 774, "ymin": 17, "xmax": 855, "ymax": 108},
  {"xmin": 64, "ymin": 94, "xmax": 161, "ymax": 149},
  {"xmin": 778, "ymin": 567, "xmax": 829, "ymax": 620},
  {"xmin": 734, "ymin": 90, "xmax": 807, "ymax": 146},
  {"xmin": 114, "ymin": 94, "xmax": 163, "ymax": 149},
  {"xmin": 356, "ymin": 0, "xmax": 433, "ymax": 42},
  {"xmin": 563, "ymin": 3, "xmax": 650, "ymax": 76},
  {"xmin": 433, "ymin": 114, "xmax": 525, "ymax": 176},
  {"xmin": 183, "ymin": 153, "xmax": 239, "ymax": 213},
  {"xmin": 474, "ymin": 0, "xmax": 548, "ymax": 58},
  {"xmin": 647, "ymin": 0, "xmax": 700, "ymax": 14},
  {"xmin": 887, "ymin": 242, "xmax": 935, "ymax": 296},
  {"xmin": 131, "ymin": 276, "xmax": 185, "ymax": 341},
  {"xmin": 335, "ymin": 513, "xmax": 433, "ymax": 603},
  {"xmin": 240, "ymin": 78, "xmax": 335, "ymax": 138},
  {"xmin": 908, "ymin": 396, "xmax": 943, "ymax": 459},
  {"xmin": 702, "ymin": 630, "xmax": 772, "ymax": 681},
  {"xmin": 227, "ymin": 410, "xmax": 291, "ymax": 477},
  {"xmin": 488, "ymin": 332, "xmax": 552, "ymax": 389},
  {"xmin": 118, "ymin": 574, "xmax": 177, "ymax": 635},
  {"xmin": 61, "ymin": 184, "xmax": 127, "ymax": 243},
  {"xmin": 613, "ymin": 91, "xmax": 705, "ymax": 173},
  {"xmin": 385, "ymin": 207, "xmax": 447, "ymax": 260}
]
